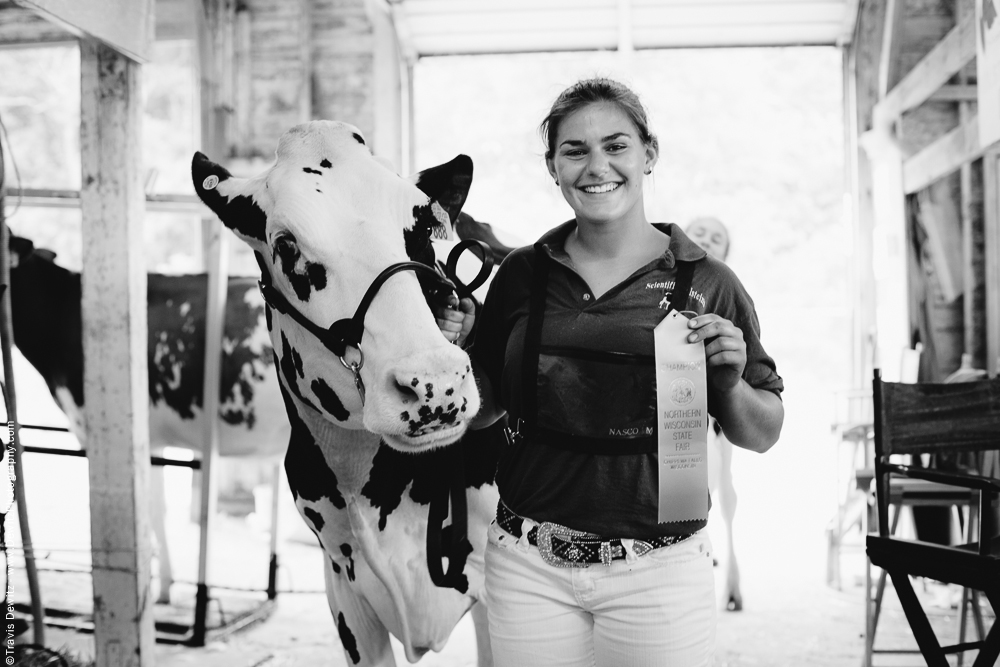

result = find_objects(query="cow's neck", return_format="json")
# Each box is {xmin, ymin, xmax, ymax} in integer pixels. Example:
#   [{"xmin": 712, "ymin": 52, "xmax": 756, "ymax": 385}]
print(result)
[{"xmin": 292, "ymin": 395, "xmax": 382, "ymax": 491}]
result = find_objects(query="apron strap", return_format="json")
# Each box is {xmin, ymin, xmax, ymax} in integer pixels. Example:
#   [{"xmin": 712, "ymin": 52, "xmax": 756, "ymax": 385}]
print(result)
[
  {"xmin": 667, "ymin": 259, "xmax": 695, "ymax": 313},
  {"xmin": 516, "ymin": 247, "xmax": 698, "ymax": 452},
  {"xmin": 520, "ymin": 246, "xmax": 550, "ymax": 426}
]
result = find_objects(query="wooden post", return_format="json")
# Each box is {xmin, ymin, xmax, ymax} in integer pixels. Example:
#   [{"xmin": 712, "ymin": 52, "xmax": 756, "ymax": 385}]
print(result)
[
  {"xmin": 191, "ymin": 0, "xmax": 232, "ymax": 644},
  {"xmin": 984, "ymin": 148, "xmax": 1000, "ymax": 377},
  {"xmin": 79, "ymin": 38, "xmax": 155, "ymax": 666},
  {"xmin": 850, "ymin": 0, "xmax": 889, "ymax": 389},
  {"xmin": 366, "ymin": 0, "xmax": 404, "ymax": 172},
  {"xmin": 192, "ymin": 218, "xmax": 228, "ymax": 645}
]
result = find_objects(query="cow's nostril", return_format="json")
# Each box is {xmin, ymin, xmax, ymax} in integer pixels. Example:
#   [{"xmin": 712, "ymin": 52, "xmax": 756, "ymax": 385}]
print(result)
[{"xmin": 394, "ymin": 380, "xmax": 420, "ymax": 404}]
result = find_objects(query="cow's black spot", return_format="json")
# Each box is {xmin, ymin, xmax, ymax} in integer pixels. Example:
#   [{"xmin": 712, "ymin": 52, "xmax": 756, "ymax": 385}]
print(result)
[
  {"xmin": 405, "ymin": 205, "xmax": 438, "ymax": 268},
  {"xmin": 400, "ymin": 411, "xmax": 409, "ymax": 422},
  {"xmin": 424, "ymin": 383, "xmax": 434, "ymax": 399},
  {"xmin": 311, "ymin": 378, "xmax": 350, "ymax": 421},
  {"xmin": 307, "ymin": 262, "xmax": 327, "ymax": 291},
  {"xmin": 410, "ymin": 378, "xmax": 419, "ymax": 388},
  {"xmin": 360, "ymin": 424, "xmax": 501, "ymax": 530},
  {"xmin": 303, "ymin": 167, "xmax": 322, "ymax": 175},
  {"xmin": 303, "ymin": 506, "xmax": 325, "ymax": 532},
  {"xmin": 292, "ymin": 343, "xmax": 304, "ymax": 378},
  {"xmin": 351, "ymin": 133, "xmax": 365, "ymax": 146},
  {"xmin": 445, "ymin": 388, "xmax": 454, "ymax": 396},
  {"xmin": 340, "ymin": 544, "xmax": 356, "ymax": 582},
  {"xmin": 337, "ymin": 613, "xmax": 361, "ymax": 664},
  {"xmin": 278, "ymin": 332, "xmax": 317, "ymax": 411},
  {"xmin": 320, "ymin": 158, "xmax": 332, "ymax": 168},
  {"xmin": 281, "ymin": 382, "xmax": 345, "ymax": 507},
  {"xmin": 279, "ymin": 251, "xmax": 327, "ymax": 302},
  {"xmin": 316, "ymin": 189, "xmax": 322, "ymax": 193},
  {"xmin": 330, "ymin": 557, "xmax": 341, "ymax": 574}
]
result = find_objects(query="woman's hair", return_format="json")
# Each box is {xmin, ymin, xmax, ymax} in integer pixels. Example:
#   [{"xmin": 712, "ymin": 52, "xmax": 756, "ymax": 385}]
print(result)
[{"xmin": 540, "ymin": 78, "xmax": 659, "ymax": 161}]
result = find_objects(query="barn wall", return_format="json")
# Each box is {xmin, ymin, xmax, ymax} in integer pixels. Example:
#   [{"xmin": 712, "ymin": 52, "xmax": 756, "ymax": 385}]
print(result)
[
  {"xmin": 311, "ymin": 0, "xmax": 375, "ymax": 139},
  {"xmin": 238, "ymin": 0, "xmax": 377, "ymax": 160}
]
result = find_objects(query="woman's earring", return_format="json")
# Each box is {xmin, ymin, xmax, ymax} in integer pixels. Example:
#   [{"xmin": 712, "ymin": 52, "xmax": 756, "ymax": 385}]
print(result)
[
  {"xmin": 554, "ymin": 179, "xmax": 559, "ymax": 186},
  {"xmin": 644, "ymin": 168, "xmax": 651, "ymax": 175}
]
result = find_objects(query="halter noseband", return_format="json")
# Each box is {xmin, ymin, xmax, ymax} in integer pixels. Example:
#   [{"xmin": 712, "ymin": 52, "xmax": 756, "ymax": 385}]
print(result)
[{"xmin": 256, "ymin": 239, "xmax": 493, "ymax": 404}]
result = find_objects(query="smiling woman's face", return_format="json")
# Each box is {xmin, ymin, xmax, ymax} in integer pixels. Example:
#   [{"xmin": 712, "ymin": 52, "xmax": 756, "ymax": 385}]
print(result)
[{"xmin": 547, "ymin": 102, "xmax": 656, "ymax": 229}]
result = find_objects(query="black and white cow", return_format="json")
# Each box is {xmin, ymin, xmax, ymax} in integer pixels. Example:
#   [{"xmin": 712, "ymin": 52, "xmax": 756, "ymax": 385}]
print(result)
[
  {"xmin": 7, "ymin": 234, "xmax": 287, "ymax": 603},
  {"xmin": 192, "ymin": 120, "xmax": 501, "ymax": 666}
]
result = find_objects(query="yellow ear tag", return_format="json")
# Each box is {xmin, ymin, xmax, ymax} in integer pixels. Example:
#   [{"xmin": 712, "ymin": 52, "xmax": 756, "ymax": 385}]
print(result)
[{"xmin": 653, "ymin": 309, "xmax": 709, "ymax": 524}]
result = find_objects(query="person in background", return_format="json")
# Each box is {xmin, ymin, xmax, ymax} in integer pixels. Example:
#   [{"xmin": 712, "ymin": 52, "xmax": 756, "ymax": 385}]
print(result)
[
  {"xmin": 438, "ymin": 78, "xmax": 784, "ymax": 666},
  {"xmin": 686, "ymin": 216, "xmax": 743, "ymax": 613}
]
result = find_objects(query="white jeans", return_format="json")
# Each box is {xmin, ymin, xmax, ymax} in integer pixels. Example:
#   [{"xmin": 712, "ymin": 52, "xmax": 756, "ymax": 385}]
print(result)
[{"xmin": 484, "ymin": 520, "xmax": 716, "ymax": 667}]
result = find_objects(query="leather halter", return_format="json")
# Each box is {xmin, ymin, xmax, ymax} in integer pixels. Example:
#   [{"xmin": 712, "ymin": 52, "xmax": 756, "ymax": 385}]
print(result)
[{"xmin": 256, "ymin": 239, "xmax": 493, "ymax": 404}]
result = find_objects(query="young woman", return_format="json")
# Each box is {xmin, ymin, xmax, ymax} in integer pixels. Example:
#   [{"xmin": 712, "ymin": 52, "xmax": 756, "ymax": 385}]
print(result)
[{"xmin": 439, "ymin": 78, "xmax": 783, "ymax": 666}]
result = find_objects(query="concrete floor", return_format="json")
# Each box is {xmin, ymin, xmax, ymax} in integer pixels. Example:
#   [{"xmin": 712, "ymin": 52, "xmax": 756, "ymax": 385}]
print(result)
[{"xmin": 7, "ymin": 357, "xmax": 996, "ymax": 666}]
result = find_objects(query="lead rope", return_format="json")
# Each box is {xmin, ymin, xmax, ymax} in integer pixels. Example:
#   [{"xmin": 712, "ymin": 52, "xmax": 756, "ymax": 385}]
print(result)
[{"xmin": 426, "ymin": 240, "xmax": 492, "ymax": 591}]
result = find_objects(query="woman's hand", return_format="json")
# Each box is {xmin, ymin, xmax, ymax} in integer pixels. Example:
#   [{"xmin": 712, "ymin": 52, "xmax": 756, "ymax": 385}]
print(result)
[
  {"xmin": 686, "ymin": 313, "xmax": 782, "ymax": 452},
  {"xmin": 435, "ymin": 295, "xmax": 476, "ymax": 347},
  {"xmin": 686, "ymin": 313, "xmax": 746, "ymax": 394}
]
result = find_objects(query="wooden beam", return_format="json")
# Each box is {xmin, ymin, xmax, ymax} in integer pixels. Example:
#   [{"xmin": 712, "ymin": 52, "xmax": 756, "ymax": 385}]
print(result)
[
  {"xmin": 875, "ymin": 12, "xmax": 975, "ymax": 120},
  {"xmin": 877, "ymin": 0, "xmax": 904, "ymax": 98},
  {"xmin": 366, "ymin": 0, "xmax": 404, "ymax": 172},
  {"xmin": 929, "ymin": 84, "xmax": 977, "ymax": 103},
  {"xmin": 956, "ymin": 0, "xmax": 983, "ymax": 368},
  {"xmin": 3, "ymin": 188, "xmax": 206, "ymax": 213},
  {"xmin": 79, "ymin": 38, "xmax": 155, "ymax": 666},
  {"xmin": 12, "ymin": 0, "xmax": 154, "ymax": 61},
  {"xmin": 838, "ymin": 0, "xmax": 861, "ymax": 46},
  {"xmin": 916, "ymin": 187, "xmax": 963, "ymax": 303},
  {"xmin": 0, "ymin": 0, "xmax": 197, "ymax": 46},
  {"xmin": 850, "ymin": 0, "xmax": 890, "ymax": 389},
  {"xmin": 0, "ymin": 3, "xmax": 75, "ymax": 45},
  {"xmin": 191, "ymin": 0, "xmax": 231, "ymax": 645},
  {"xmin": 903, "ymin": 115, "xmax": 982, "ymax": 194},
  {"xmin": 983, "ymin": 148, "xmax": 1000, "ymax": 377}
]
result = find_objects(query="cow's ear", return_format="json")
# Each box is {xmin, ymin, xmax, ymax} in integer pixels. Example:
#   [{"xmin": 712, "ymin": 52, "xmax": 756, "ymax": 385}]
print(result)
[
  {"xmin": 192, "ymin": 152, "xmax": 268, "ymax": 244},
  {"xmin": 409, "ymin": 154, "xmax": 473, "ymax": 241},
  {"xmin": 8, "ymin": 233, "xmax": 35, "ymax": 269}
]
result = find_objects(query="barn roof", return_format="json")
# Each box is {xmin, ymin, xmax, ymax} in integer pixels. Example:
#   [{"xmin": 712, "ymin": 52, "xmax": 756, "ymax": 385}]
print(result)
[{"xmin": 389, "ymin": 0, "xmax": 860, "ymax": 57}]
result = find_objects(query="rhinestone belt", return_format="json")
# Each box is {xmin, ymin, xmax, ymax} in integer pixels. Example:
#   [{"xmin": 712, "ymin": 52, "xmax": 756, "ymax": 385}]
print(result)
[{"xmin": 496, "ymin": 502, "xmax": 694, "ymax": 568}]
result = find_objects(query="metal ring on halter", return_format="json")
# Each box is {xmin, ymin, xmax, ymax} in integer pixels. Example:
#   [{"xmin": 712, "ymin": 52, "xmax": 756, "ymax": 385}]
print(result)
[{"xmin": 339, "ymin": 343, "xmax": 365, "ymax": 372}]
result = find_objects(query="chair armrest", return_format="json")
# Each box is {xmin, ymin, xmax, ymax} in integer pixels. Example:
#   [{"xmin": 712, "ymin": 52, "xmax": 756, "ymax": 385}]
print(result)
[{"xmin": 885, "ymin": 463, "xmax": 1000, "ymax": 493}]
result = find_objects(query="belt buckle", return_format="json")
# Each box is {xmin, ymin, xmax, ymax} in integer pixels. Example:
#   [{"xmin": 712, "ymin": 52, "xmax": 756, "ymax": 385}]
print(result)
[{"xmin": 536, "ymin": 522, "xmax": 596, "ymax": 568}]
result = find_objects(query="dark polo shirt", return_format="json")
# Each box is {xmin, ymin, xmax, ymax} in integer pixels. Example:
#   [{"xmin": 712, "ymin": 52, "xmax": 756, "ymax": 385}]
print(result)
[{"xmin": 470, "ymin": 221, "xmax": 783, "ymax": 538}]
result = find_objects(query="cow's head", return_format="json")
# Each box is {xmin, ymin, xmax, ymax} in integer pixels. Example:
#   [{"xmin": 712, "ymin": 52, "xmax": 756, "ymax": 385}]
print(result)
[{"xmin": 192, "ymin": 120, "xmax": 479, "ymax": 451}]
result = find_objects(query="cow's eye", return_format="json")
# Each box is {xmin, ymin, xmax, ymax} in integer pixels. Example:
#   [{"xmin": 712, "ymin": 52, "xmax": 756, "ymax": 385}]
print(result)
[{"xmin": 272, "ymin": 233, "xmax": 298, "ymax": 263}]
